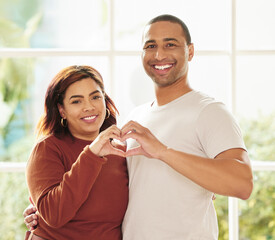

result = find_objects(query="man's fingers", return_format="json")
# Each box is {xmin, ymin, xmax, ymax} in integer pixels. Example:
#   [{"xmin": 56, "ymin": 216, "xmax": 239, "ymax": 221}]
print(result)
[
  {"xmin": 121, "ymin": 121, "xmax": 142, "ymax": 136},
  {"xmin": 28, "ymin": 220, "xmax": 37, "ymax": 230},
  {"xmin": 24, "ymin": 214, "xmax": 37, "ymax": 224},
  {"xmin": 24, "ymin": 214, "xmax": 38, "ymax": 230},
  {"xmin": 23, "ymin": 205, "xmax": 37, "ymax": 217}
]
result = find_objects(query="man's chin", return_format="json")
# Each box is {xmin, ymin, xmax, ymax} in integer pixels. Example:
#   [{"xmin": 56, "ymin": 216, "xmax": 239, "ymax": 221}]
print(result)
[{"xmin": 153, "ymin": 77, "xmax": 177, "ymax": 88}]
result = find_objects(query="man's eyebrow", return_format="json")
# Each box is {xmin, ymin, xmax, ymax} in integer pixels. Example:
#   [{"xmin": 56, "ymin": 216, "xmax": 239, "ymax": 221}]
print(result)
[
  {"xmin": 163, "ymin": 37, "xmax": 179, "ymax": 42},
  {"xmin": 69, "ymin": 90, "xmax": 100, "ymax": 100},
  {"xmin": 144, "ymin": 38, "xmax": 179, "ymax": 46},
  {"xmin": 144, "ymin": 40, "xmax": 156, "ymax": 46}
]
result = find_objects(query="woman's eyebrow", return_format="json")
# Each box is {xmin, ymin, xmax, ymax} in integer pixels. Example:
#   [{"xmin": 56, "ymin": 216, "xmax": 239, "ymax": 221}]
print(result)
[
  {"xmin": 69, "ymin": 95, "xmax": 83, "ymax": 100},
  {"xmin": 69, "ymin": 90, "xmax": 100, "ymax": 100}
]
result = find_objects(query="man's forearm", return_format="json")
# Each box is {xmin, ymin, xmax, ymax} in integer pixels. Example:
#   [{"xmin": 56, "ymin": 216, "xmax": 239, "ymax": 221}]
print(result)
[{"xmin": 158, "ymin": 147, "xmax": 253, "ymax": 199}]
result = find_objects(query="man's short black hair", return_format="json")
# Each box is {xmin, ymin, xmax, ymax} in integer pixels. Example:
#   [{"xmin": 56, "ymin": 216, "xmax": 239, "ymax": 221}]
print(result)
[{"xmin": 147, "ymin": 14, "xmax": 192, "ymax": 45}]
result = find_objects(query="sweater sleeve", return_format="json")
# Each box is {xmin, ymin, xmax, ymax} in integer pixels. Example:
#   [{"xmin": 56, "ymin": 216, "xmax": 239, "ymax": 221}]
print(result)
[{"xmin": 26, "ymin": 140, "xmax": 107, "ymax": 228}]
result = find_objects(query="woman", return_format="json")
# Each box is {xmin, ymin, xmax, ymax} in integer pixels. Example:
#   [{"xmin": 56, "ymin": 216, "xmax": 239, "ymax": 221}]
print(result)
[{"xmin": 25, "ymin": 65, "xmax": 128, "ymax": 240}]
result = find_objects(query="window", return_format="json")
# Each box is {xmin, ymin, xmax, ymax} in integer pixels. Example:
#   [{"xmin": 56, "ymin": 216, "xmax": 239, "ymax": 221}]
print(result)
[{"xmin": 1, "ymin": 0, "xmax": 274, "ymax": 239}]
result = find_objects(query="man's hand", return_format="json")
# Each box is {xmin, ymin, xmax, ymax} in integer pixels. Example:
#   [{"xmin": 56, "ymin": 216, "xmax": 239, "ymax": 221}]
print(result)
[
  {"xmin": 23, "ymin": 204, "xmax": 38, "ymax": 230},
  {"xmin": 121, "ymin": 120, "xmax": 167, "ymax": 158}
]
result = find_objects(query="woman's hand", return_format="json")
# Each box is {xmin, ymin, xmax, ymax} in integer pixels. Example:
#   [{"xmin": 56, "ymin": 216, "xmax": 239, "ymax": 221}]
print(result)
[
  {"xmin": 23, "ymin": 204, "xmax": 38, "ymax": 231},
  {"xmin": 89, "ymin": 125, "xmax": 126, "ymax": 158}
]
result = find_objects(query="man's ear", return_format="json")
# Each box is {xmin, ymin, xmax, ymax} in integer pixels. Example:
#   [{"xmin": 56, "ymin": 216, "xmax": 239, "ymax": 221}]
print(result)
[
  {"xmin": 188, "ymin": 43, "xmax": 194, "ymax": 61},
  {"xmin": 57, "ymin": 103, "xmax": 66, "ymax": 119}
]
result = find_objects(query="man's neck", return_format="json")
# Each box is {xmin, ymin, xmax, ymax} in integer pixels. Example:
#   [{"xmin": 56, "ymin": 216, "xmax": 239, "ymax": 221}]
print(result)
[{"xmin": 155, "ymin": 80, "xmax": 192, "ymax": 106}]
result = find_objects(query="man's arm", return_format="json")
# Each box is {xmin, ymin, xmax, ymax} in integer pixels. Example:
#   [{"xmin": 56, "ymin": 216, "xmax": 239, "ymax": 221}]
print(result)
[
  {"xmin": 157, "ymin": 147, "xmax": 253, "ymax": 199},
  {"xmin": 121, "ymin": 121, "xmax": 253, "ymax": 200}
]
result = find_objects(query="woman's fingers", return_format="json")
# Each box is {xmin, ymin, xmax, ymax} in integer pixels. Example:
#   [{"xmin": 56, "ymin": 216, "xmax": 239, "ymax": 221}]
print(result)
[{"xmin": 89, "ymin": 125, "xmax": 126, "ymax": 157}]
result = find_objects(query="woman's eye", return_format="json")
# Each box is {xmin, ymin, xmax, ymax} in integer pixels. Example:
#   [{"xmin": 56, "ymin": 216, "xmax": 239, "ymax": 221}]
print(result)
[
  {"xmin": 92, "ymin": 95, "xmax": 101, "ymax": 100},
  {"xmin": 72, "ymin": 100, "xmax": 80, "ymax": 104}
]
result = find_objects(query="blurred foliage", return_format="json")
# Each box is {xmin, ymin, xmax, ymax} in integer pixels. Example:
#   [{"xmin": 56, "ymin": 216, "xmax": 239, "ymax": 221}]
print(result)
[
  {"xmin": 215, "ymin": 195, "xmax": 229, "ymax": 240},
  {"xmin": 241, "ymin": 113, "xmax": 275, "ymax": 162},
  {"xmin": 0, "ymin": 0, "xmax": 41, "ymax": 156},
  {"xmin": 239, "ymin": 172, "xmax": 275, "ymax": 240},
  {"xmin": 216, "ymin": 113, "xmax": 275, "ymax": 240},
  {"xmin": 0, "ymin": 172, "xmax": 30, "ymax": 240},
  {"xmin": 238, "ymin": 113, "xmax": 275, "ymax": 239},
  {"xmin": 0, "ymin": 0, "xmax": 42, "ymax": 239}
]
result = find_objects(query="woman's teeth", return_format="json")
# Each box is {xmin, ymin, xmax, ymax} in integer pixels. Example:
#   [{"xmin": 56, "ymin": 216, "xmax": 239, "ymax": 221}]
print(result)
[{"xmin": 83, "ymin": 116, "xmax": 96, "ymax": 120}]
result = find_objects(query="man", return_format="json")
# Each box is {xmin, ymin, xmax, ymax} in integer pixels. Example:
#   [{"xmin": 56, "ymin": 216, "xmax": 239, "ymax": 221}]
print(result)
[
  {"xmin": 120, "ymin": 14, "xmax": 253, "ymax": 239},
  {"xmin": 24, "ymin": 14, "xmax": 253, "ymax": 239}
]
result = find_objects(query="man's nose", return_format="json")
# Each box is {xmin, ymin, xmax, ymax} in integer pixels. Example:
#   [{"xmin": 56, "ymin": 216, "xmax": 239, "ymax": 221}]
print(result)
[{"xmin": 155, "ymin": 47, "xmax": 166, "ymax": 61}]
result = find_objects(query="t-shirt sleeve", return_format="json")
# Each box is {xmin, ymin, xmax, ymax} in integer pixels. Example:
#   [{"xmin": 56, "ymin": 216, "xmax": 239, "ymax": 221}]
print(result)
[{"xmin": 196, "ymin": 102, "xmax": 246, "ymax": 158}]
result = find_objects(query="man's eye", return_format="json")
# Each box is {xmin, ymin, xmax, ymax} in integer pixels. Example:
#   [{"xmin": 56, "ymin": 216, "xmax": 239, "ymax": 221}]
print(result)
[
  {"xmin": 145, "ymin": 45, "xmax": 156, "ymax": 49},
  {"xmin": 167, "ymin": 43, "xmax": 175, "ymax": 47}
]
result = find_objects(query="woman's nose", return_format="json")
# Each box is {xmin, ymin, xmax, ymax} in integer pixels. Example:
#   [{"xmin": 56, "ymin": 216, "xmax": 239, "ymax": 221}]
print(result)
[{"xmin": 82, "ymin": 101, "xmax": 95, "ymax": 111}]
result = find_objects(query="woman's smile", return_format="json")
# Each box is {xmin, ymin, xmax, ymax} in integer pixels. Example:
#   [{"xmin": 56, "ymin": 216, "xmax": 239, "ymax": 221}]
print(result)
[{"xmin": 58, "ymin": 77, "xmax": 106, "ymax": 141}]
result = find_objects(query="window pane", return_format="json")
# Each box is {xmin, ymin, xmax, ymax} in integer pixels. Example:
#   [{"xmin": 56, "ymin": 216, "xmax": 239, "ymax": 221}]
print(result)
[
  {"xmin": 236, "ymin": 56, "xmax": 275, "ymax": 118},
  {"xmin": 0, "ymin": 58, "xmax": 35, "ymax": 161},
  {"xmin": 189, "ymin": 55, "xmax": 232, "ymax": 108},
  {"xmin": 0, "ymin": 0, "xmax": 41, "ymax": 48},
  {"xmin": 113, "ymin": 56, "xmax": 154, "ymax": 124},
  {"xmin": 239, "ymin": 171, "xmax": 275, "ymax": 239},
  {"xmin": 0, "ymin": 172, "xmax": 29, "ymax": 238},
  {"xmin": 114, "ymin": 0, "xmax": 231, "ymax": 51},
  {"xmin": 0, "ymin": 0, "xmax": 111, "ymax": 49},
  {"xmin": 237, "ymin": 0, "xmax": 275, "ymax": 50}
]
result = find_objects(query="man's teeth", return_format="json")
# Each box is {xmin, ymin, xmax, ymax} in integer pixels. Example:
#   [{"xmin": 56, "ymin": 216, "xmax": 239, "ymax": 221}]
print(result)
[
  {"xmin": 154, "ymin": 64, "xmax": 172, "ymax": 70},
  {"xmin": 83, "ymin": 116, "xmax": 96, "ymax": 120}
]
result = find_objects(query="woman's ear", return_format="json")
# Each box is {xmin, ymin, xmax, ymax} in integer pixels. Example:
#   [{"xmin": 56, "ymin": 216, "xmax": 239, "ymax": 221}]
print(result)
[{"xmin": 57, "ymin": 103, "xmax": 66, "ymax": 119}]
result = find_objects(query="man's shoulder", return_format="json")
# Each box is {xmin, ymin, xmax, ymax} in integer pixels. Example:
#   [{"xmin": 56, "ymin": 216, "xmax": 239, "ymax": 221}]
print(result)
[
  {"xmin": 127, "ymin": 102, "xmax": 152, "ymax": 120},
  {"xmin": 189, "ymin": 90, "xmax": 217, "ymax": 105}
]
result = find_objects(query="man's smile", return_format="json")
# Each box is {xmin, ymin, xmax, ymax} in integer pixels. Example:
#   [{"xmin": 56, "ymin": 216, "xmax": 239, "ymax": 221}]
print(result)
[{"xmin": 153, "ymin": 64, "xmax": 173, "ymax": 70}]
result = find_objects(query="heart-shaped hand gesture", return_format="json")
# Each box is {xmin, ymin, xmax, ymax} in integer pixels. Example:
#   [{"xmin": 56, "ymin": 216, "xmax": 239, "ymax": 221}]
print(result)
[{"xmin": 89, "ymin": 121, "xmax": 167, "ymax": 159}]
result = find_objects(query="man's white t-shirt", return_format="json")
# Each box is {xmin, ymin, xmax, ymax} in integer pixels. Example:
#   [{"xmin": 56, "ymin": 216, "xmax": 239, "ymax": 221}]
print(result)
[{"xmin": 122, "ymin": 91, "xmax": 246, "ymax": 240}]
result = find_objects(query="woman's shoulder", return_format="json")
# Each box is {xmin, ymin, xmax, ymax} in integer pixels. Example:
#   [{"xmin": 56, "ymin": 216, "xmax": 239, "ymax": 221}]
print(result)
[
  {"xmin": 33, "ymin": 134, "xmax": 68, "ymax": 153},
  {"xmin": 36, "ymin": 134, "xmax": 59, "ymax": 145}
]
